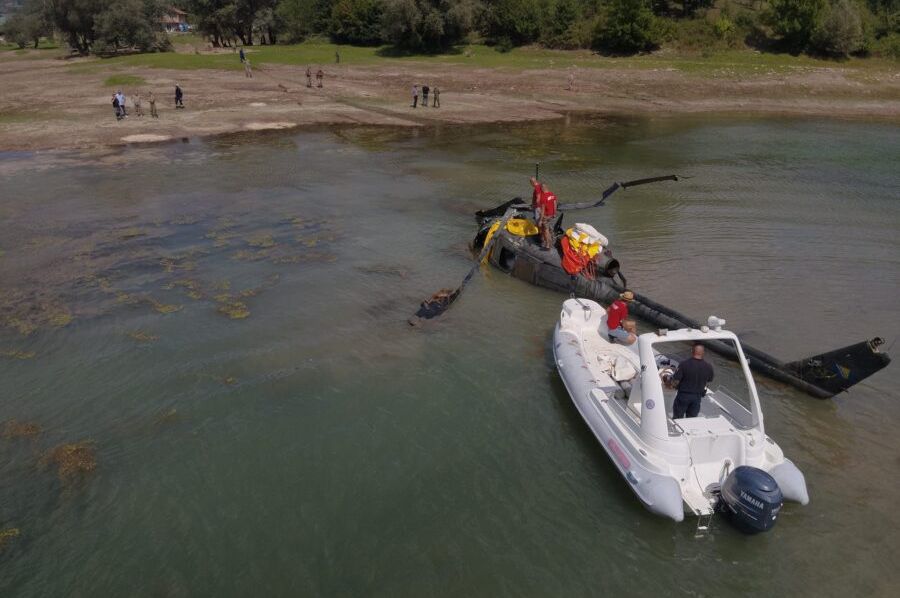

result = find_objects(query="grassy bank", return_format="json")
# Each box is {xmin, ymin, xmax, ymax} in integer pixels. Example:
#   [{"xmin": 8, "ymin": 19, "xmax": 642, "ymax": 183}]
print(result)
[{"xmin": 85, "ymin": 40, "xmax": 897, "ymax": 78}]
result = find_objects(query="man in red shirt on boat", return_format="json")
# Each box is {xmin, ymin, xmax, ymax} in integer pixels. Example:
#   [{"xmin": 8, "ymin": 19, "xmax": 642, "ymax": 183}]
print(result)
[
  {"xmin": 606, "ymin": 290, "xmax": 635, "ymax": 342},
  {"xmin": 536, "ymin": 183, "xmax": 558, "ymax": 250}
]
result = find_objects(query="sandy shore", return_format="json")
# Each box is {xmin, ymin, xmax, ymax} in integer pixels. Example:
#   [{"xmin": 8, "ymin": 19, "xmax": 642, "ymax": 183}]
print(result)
[{"xmin": 1, "ymin": 52, "xmax": 898, "ymax": 151}]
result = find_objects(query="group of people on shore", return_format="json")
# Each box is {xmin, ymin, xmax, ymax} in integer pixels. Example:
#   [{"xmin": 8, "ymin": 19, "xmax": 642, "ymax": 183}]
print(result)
[
  {"xmin": 111, "ymin": 85, "xmax": 182, "ymax": 121},
  {"xmin": 306, "ymin": 67, "xmax": 325, "ymax": 88},
  {"xmin": 411, "ymin": 84, "xmax": 440, "ymax": 108}
]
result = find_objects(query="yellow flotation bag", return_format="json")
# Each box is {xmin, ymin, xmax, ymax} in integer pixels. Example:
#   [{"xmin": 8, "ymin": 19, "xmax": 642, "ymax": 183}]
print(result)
[
  {"xmin": 565, "ymin": 223, "xmax": 608, "ymax": 258},
  {"xmin": 482, "ymin": 218, "xmax": 539, "ymax": 249},
  {"xmin": 480, "ymin": 217, "xmax": 540, "ymax": 263}
]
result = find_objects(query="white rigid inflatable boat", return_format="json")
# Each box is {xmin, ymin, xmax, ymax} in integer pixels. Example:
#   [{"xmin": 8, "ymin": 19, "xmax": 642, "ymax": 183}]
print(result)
[{"xmin": 553, "ymin": 298, "xmax": 809, "ymax": 526}]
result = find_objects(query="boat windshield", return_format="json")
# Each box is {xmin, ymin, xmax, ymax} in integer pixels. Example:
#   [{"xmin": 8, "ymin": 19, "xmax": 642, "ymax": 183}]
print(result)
[{"xmin": 652, "ymin": 338, "xmax": 759, "ymax": 431}]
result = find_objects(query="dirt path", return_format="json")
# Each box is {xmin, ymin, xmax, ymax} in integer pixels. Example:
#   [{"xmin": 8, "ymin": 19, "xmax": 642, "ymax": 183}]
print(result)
[{"xmin": 1, "ymin": 53, "xmax": 898, "ymax": 151}]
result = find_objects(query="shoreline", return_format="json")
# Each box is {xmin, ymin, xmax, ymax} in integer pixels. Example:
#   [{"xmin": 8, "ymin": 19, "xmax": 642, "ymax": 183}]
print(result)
[{"xmin": 1, "ymin": 54, "xmax": 898, "ymax": 152}]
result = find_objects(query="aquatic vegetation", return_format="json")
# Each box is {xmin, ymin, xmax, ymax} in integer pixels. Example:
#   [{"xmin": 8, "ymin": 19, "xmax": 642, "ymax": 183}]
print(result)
[
  {"xmin": 0, "ymin": 528, "xmax": 20, "ymax": 550},
  {"xmin": 47, "ymin": 310, "xmax": 73, "ymax": 327},
  {"xmin": 2, "ymin": 420, "xmax": 42, "ymax": 438},
  {"xmin": 116, "ymin": 291, "xmax": 140, "ymax": 305},
  {"xmin": 205, "ymin": 230, "xmax": 234, "ymax": 248},
  {"xmin": 246, "ymin": 234, "xmax": 276, "ymax": 248},
  {"xmin": 0, "ymin": 349, "xmax": 36, "ymax": 360},
  {"xmin": 231, "ymin": 249, "xmax": 271, "ymax": 262},
  {"xmin": 147, "ymin": 299, "xmax": 182, "ymax": 314},
  {"xmin": 169, "ymin": 216, "xmax": 200, "ymax": 226},
  {"xmin": 155, "ymin": 408, "xmax": 180, "ymax": 425},
  {"xmin": 160, "ymin": 257, "xmax": 197, "ymax": 273},
  {"xmin": 166, "ymin": 279, "xmax": 205, "ymax": 301},
  {"xmin": 40, "ymin": 441, "xmax": 97, "ymax": 480},
  {"xmin": 127, "ymin": 330, "xmax": 159, "ymax": 342},
  {"xmin": 118, "ymin": 227, "xmax": 146, "ymax": 240},
  {"xmin": 217, "ymin": 300, "xmax": 250, "ymax": 319},
  {"xmin": 0, "ymin": 293, "xmax": 73, "ymax": 335}
]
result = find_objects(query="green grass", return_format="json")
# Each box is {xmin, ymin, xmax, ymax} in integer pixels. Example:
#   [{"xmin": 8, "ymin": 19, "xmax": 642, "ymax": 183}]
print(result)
[
  {"xmin": 104, "ymin": 74, "xmax": 147, "ymax": 87},
  {"xmin": 57, "ymin": 38, "xmax": 900, "ymax": 78}
]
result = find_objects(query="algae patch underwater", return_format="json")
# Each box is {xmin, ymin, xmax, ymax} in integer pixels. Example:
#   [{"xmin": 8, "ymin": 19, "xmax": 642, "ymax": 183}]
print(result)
[
  {"xmin": 40, "ymin": 441, "xmax": 97, "ymax": 480},
  {"xmin": 2, "ymin": 419, "xmax": 42, "ymax": 438}
]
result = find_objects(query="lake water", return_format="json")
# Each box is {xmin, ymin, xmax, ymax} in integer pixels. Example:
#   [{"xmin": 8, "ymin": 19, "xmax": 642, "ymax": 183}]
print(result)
[{"xmin": 1, "ymin": 116, "xmax": 899, "ymax": 596}]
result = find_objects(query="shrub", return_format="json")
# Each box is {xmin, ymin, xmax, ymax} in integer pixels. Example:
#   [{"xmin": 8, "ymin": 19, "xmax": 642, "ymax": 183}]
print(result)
[
  {"xmin": 871, "ymin": 31, "xmax": 900, "ymax": 58},
  {"xmin": 714, "ymin": 17, "xmax": 735, "ymax": 41},
  {"xmin": 541, "ymin": 0, "xmax": 583, "ymax": 49},
  {"xmin": 810, "ymin": 0, "xmax": 864, "ymax": 56},
  {"xmin": 480, "ymin": 0, "xmax": 542, "ymax": 47},
  {"xmin": 330, "ymin": 0, "xmax": 384, "ymax": 44},
  {"xmin": 381, "ymin": 0, "xmax": 479, "ymax": 52},
  {"xmin": 764, "ymin": 0, "xmax": 826, "ymax": 51},
  {"xmin": 593, "ymin": 0, "xmax": 660, "ymax": 54}
]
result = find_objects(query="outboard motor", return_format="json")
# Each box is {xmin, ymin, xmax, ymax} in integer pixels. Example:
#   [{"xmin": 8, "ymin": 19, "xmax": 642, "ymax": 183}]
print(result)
[{"xmin": 720, "ymin": 466, "xmax": 783, "ymax": 534}]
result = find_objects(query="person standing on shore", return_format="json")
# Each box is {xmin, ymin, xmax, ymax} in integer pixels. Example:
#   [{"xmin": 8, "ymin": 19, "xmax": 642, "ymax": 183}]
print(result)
[
  {"xmin": 116, "ymin": 90, "xmax": 127, "ymax": 117},
  {"xmin": 112, "ymin": 93, "xmax": 121, "ymax": 120},
  {"xmin": 306, "ymin": 66, "xmax": 312, "ymax": 88},
  {"xmin": 433, "ymin": 87, "xmax": 440, "ymax": 107},
  {"xmin": 239, "ymin": 47, "xmax": 245, "ymax": 63},
  {"xmin": 134, "ymin": 93, "xmax": 143, "ymax": 117},
  {"xmin": 244, "ymin": 58, "xmax": 252, "ymax": 78},
  {"xmin": 422, "ymin": 84, "xmax": 429, "ymax": 107},
  {"xmin": 175, "ymin": 84, "xmax": 184, "ymax": 109},
  {"xmin": 411, "ymin": 85, "xmax": 419, "ymax": 108},
  {"xmin": 335, "ymin": 49, "xmax": 340, "ymax": 64},
  {"xmin": 148, "ymin": 91, "xmax": 158, "ymax": 118},
  {"xmin": 316, "ymin": 68, "xmax": 324, "ymax": 88}
]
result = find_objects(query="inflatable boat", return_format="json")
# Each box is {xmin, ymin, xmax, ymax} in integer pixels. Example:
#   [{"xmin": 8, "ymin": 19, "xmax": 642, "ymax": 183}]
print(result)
[
  {"xmin": 553, "ymin": 298, "xmax": 809, "ymax": 530},
  {"xmin": 473, "ymin": 200, "xmax": 890, "ymax": 399}
]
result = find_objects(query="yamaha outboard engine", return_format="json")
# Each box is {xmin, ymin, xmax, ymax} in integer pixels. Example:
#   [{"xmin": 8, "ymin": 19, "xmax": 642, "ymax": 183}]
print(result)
[{"xmin": 720, "ymin": 466, "xmax": 783, "ymax": 534}]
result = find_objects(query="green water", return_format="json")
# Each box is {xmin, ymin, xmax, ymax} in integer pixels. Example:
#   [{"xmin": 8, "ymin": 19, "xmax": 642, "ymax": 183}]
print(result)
[{"xmin": 1, "ymin": 116, "xmax": 898, "ymax": 596}]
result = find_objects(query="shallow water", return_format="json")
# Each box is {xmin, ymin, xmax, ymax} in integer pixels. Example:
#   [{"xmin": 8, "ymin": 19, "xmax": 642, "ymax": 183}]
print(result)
[{"xmin": 1, "ymin": 116, "xmax": 899, "ymax": 596}]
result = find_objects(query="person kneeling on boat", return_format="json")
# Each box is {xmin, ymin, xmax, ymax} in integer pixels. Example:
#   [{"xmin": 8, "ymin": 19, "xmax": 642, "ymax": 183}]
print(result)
[
  {"xmin": 618, "ymin": 319, "xmax": 638, "ymax": 345},
  {"xmin": 606, "ymin": 291, "xmax": 634, "ymax": 342},
  {"xmin": 671, "ymin": 344, "xmax": 715, "ymax": 419}
]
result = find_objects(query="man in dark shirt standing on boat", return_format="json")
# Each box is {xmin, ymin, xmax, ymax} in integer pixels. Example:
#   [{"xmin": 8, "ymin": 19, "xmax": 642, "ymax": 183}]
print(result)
[{"xmin": 671, "ymin": 344, "xmax": 715, "ymax": 419}]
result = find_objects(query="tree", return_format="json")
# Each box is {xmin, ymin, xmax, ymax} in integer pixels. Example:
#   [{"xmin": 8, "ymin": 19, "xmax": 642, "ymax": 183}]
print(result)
[
  {"xmin": 94, "ymin": 0, "xmax": 162, "ymax": 52},
  {"xmin": 593, "ymin": 0, "xmax": 660, "ymax": 54},
  {"xmin": 45, "ymin": 0, "xmax": 107, "ymax": 54},
  {"xmin": 810, "ymin": 0, "xmax": 864, "ymax": 56},
  {"xmin": 542, "ymin": 0, "xmax": 582, "ymax": 48},
  {"xmin": 764, "ymin": 0, "xmax": 826, "ymax": 51},
  {"xmin": 330, "ymin": 0, "xmax": 384, "ymax": 44},
  {"xmin": 480, "ymin": 0, "xmax": 542, "ymax": 47},
  {"xmin": 3, "ymin": 0, "xmax": 52, "ymax": 49},
  {"xmin": 381, "ymin": 0, "xmax": 479, "ymax": 51}
]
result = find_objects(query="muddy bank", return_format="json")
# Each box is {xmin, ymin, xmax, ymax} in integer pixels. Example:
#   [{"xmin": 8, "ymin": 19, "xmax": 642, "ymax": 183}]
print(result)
[{"xmin": 1, "ymin": 55, "xmax": 898, "ymax": 151}]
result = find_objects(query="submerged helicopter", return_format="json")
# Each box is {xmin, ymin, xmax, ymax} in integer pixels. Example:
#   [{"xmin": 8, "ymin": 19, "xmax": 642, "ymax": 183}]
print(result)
[{"xmin": 414, "ymin": 173, "xmax": 890, "ymax": 400}]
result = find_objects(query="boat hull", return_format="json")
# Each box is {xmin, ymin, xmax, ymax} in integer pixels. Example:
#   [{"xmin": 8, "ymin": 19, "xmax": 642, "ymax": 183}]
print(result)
[{"xmin": 552, "ymin": 322, "xmax": 685, "ymax": 522}]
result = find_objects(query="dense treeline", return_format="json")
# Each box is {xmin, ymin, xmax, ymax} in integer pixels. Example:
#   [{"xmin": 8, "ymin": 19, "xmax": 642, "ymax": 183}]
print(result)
[
  {"xmin": 2, "ymin": 0, "xmax": 898, "ymax": 58},
  {"xmin": 2, "ymin": 0, "xmax": 172, "ymax": 53}
]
